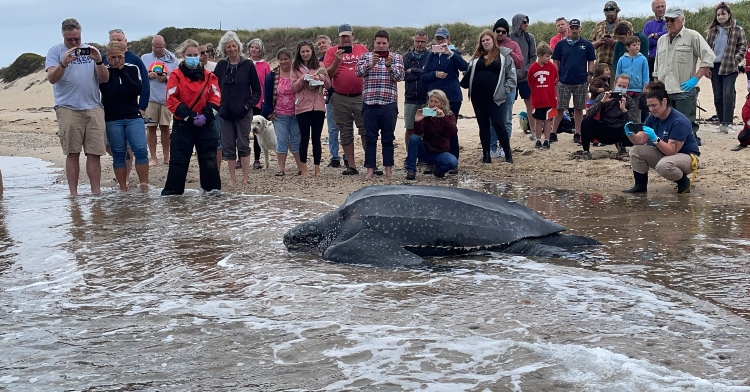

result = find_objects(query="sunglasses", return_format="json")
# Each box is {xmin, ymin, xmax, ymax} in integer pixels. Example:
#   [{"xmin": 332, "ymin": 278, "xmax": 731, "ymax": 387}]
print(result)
[
  {"xmin": 604, "ymin": 7, "xmax": 617, "ymax": 11},
  {"xmin": 522, "ymin": 20, "xmax": 529, "ymax": 24},
  {"xmin": 108, "ymin": 28, "xmax": 123, "ymax": 34},
  {"xmin": 665, "ymin": 17, "xmax": 677, "ymax": 22},
  {"xmin": 495, "ymin": 29, "xmax": 507, "ymax": 35},
  {"xmin": 200, "ymin": 51, "xmax": 210, "ymax": 55}
]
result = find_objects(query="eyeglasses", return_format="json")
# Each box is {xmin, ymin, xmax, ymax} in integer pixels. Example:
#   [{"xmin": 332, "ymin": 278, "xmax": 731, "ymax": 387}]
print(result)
[
  {"xmin": 495, "ymin": 29, "xmax": 507, "ymax": 35},
  {"xmin": 200, "ymin": 51, "xmax": 209, "ymax": 55},
  {"xmin": 415, "ymin": 40, "xmax": 427, "ymax": 44},
  {"xmin": 435, "ymin": 36, "xmax": 447, "ymax": 41},
  {"xmin": 665, "ymin": 17, "xmax": 677, "ymax": 22},
  {"xmin": 65, "ymin": 37, "xmax": 81, "ymax": 43},
  {"xmin": 152, "ymin": 45, "xmax": 165, "ymax": 49},
  {"xmin": 108, "ymin": 29, "xmax": 123, "ymax": 34}
]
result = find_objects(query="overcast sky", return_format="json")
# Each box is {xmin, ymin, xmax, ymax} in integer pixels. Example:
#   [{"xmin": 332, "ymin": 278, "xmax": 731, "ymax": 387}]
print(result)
[{"xmin": 4, "ymin": 0, "xmax": 713, "ymax": 68}]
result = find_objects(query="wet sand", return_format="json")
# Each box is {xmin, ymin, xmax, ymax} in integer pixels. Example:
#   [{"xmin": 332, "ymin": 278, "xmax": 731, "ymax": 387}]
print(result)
[{"xmin": 1, "ymin": 69, "xmax": 748, "ymax": 205}]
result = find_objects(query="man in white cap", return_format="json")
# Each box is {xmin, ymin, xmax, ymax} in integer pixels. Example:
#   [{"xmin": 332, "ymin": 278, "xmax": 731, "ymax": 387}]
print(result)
[{"xmin": 653, "ymin": 6, "xmax": 715, "ymax": 145}]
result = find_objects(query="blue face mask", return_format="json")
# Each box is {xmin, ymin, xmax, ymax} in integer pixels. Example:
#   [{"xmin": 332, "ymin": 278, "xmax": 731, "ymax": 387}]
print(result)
[
  {"xmin": 448, "ymin": 44, "xmax": 456, "ymax": 50},
  {"xmin": 613, "ymin": 87, "xmax": 627, "ymax": 93},
  {"xmin": 185, "ymin": 56, "xmax": 200, "ymax": 69}
]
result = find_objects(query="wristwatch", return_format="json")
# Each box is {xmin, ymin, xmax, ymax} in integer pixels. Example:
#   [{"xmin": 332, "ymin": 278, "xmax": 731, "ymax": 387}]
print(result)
[
  {"xmin": 655, "ymin": 137, "xmax": 661, "ymax": 144},
  {"xmin": 95, "ymin": 61, "xmax": 103, "ymax": 65}
]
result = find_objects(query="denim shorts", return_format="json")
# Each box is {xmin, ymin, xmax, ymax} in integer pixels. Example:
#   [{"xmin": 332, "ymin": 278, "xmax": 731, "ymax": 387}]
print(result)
[{"xmin": 273, "ymin": 114, "xmax": 300, "ymax": 153}]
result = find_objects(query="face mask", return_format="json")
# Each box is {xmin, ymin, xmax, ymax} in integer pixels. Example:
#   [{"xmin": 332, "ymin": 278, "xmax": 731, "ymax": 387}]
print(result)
[
  {"xmin": 717, "ymin": 14, "xmax": 730, "ymax": 24},
  {"xmin": 448, "ymin": 44, "xmax": 456, "ymax": 50},
  {"xmin": 185, "ymin": 56, "xmax": 200, "ymax": 69},
  {"xmin": 614, "ymin": 87, "xmax": 627, "ymax": 93}
]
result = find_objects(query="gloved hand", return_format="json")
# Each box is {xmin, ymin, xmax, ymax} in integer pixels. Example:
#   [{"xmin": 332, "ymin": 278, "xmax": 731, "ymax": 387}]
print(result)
[
  {"xmin": 624, "ymin": 121, "xmax": 634, "ymax": 136},
  {"xmin": 642, "ymin": 125, "xmax": 658, "ymax": 143},
  {"xmin": 680, "ymin": 76, "xmax": 699, "ymax": 91},
  {"xmin": 193, "ymin": 114, "xmax": 206, "ymax": 127}
]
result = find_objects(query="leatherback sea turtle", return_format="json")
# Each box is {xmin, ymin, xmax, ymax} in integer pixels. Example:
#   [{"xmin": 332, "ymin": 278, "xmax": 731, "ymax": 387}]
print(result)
[{"xmin": 284, "ymin": 185, "xmax": 600, "ymax": 267}]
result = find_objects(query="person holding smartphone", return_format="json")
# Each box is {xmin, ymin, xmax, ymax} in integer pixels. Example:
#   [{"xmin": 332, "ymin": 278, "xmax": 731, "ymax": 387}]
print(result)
[
  {"xmin": 405, "ymin": 89, "xmax": 458, "ymax": 180},
  {"xmin": 355, "ymin": 29, "xmax": 405, "ymax": 180},
  {"xmin": 580, "ymin": 74, "xmax": 637, "ymax": 160}
]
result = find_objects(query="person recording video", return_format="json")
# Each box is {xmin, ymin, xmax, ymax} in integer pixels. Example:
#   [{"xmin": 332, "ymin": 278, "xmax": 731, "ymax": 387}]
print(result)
[{"xmin": 580, "ymin": 73, "xmax": 637, "ymax": 160}]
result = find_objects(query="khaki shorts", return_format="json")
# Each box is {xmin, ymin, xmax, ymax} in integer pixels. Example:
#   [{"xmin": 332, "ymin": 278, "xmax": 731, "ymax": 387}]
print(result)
[
  {"xmin": 145, "ymin": 102, "xmax": 173, "ymax": 127},
  {"xmin": 403, "ymin": 103, "xmax": 426, "ymax": 130},
  {"xmin": 55, "ymin": 106, "xmax": 106, "ymax": 156}
]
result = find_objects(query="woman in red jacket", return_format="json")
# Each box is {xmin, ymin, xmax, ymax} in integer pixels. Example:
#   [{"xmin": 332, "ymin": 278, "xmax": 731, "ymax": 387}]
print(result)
[
  {"xmin": 404, "ymin": 89, "xmax": 458, "ymax": 180},
  {"xmin": 162, "ymin": 39, "xmax": 222, "ymax": 195}
]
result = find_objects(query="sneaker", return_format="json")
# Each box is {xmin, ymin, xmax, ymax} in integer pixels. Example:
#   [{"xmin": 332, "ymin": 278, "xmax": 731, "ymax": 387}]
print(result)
[
  {"xmin": 529, "ymin": 133, "xmax": 536, "ymax": 141},
  {"xmin": 542, "ymin": 139, "xmax": 550, "ymax": 150},
  {"xmin": 342, "ymin": 167, "xmax": 359, "ymax": 175},
  {"xmin": 573, "ymin": 133, "xmax": 581, "ymax": 144},
  {"xmin": 714, "ymin": 125, "xmax": 726, "ymax": 133},
  {"xmin": 490, "ymin": 149, "xmax": 502, "ymax": 158},
  {"xmin": 534, "ymin": 139, "xmax": 542, "ymax": 149},
  {"xmin": 549, "ymin": 133, "xmax": 558, "ymax": 142},
  {"xmin": 433, "ymin": 171, "xmax": 447, "ymax": 178},
  {"xmin": 406, "ymin": 171, "xmax": 416, "ymax": 180},
  {"xmin": 235, "ymin": 160, "xmax": 242, "ymax": 169},
  {"xmin": 343, "ymin": 157, "xmax": 349, "ymax": 167},
  {"xmin": 253, "ymin": 161, "xmax": 263, "ymax": 169},
  {"xmin": 374, "ymin": 167, "xmax": 384, "ymax": 176},
  {"xmin": 731, "ymin": 144, "xmax": 747, "ymax": 151},
  {"xmin": 423, "ymin": 165, "xmax": 433, "ymax": 174},
  {"xmin": 581, "ymin": 151, "xmax": 592, "ymax": 160},
  {"xmin": 327, "ymin": 160, "xmax": 341, "ymax": 168},
  {"xmin": 726, "ymin": 124, "xmax": 736, "ymax": 133}
]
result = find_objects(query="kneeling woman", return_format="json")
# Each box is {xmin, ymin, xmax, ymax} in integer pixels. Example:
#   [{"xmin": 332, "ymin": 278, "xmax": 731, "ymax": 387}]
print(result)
[
  {"xmin": 405, "ymin": 89, "xmax": 458, "ymax": 179},
  {"xmin": 99, "ymin": 41, "xmax": 149, "ymax": 190},
  {"xmin": 162, "ymin": 39, "xmax": 222, "ymax": 195}
]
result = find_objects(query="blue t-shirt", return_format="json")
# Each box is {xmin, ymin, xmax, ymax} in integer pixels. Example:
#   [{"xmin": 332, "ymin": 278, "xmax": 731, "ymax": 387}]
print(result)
[
  {"xmin": 45, "ymin": 43, "xmax": 102, "ymax": 110},
  {"xmin": 552, "ymin": 38, "xmax": 596, "ymax": 85},
  {"xmin": 644, "ymin": 107, "xmax": 700, "ymax": 155}
]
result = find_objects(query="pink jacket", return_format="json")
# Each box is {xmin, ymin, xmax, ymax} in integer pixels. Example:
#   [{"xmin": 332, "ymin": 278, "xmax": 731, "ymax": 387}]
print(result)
[
  {"xmin": 290, "ymin": 66, "xmax": 331, "ymax": 114},
  {"xmin": 497, "ymin": 38, "xmax": 524, "ymax": 70}
]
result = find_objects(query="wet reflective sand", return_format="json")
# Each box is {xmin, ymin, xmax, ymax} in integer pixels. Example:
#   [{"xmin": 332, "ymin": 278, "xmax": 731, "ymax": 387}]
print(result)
[{"xmin": 1, "ymin": 157, "xmax": 749, "ymax": 390}]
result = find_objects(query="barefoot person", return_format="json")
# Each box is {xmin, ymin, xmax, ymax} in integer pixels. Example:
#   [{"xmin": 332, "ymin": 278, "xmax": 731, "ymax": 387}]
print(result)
[
  {"xmin": 214, "ymin": 31, "xmax": 261, "ymax": 185},
  {"xmin": 99, "ymin": 41, "xmax": 149, "ymax": 191},
  {"xmin": 45, "ymin": 18, "xmax": 109, "ymax": 196},
  {"xmin": 141, "ymin": 35, "xmax": 179, "ymax": 166},
  {"xmin": 162, "ymin": 40, "xmax": 222, "ymax": 195}
]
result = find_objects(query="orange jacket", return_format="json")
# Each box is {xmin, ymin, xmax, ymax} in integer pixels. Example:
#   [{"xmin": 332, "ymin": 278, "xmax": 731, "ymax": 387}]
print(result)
[{"xmin": 166, "ymin": 65, "xmax": 221, "ymax": 121}]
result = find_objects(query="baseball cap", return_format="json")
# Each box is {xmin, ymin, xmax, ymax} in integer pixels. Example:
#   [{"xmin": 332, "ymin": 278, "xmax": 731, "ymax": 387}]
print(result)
[
  {"xmin": 664, "ymin": 6, "xmax": 684, "ymax": 18},
  {"xmin": 435, "ymin": 27, "xmax": 450, "ymax": 38},
  {"xmin": 569, "ymin": 19, "xmax": 582, "ymax": 27},
  {"xmin": 338, "ymin": 24, "xmax": 353, "ymax": 36},
  {"xmin": 604, "ymin": 1, "xmax": 620, "ymax": 12}
]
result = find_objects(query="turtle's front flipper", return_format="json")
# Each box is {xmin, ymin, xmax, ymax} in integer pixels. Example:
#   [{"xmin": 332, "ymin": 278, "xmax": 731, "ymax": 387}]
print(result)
[
  {"xmin": 323, "ymin": 229, "xmax": 424, "ymax": 268},
  {"xmin": 504, "ymin": 233, "xmax": 600, "ymax": 258}
]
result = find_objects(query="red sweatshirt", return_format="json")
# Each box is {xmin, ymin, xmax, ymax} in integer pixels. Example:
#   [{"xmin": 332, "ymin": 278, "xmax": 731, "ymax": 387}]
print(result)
[
  {"xmin": 414, "ymin": 113, "xmax": 457, "ymax": 153},
  {"xmin": 527, "ymin": 61, "xmax": 558, "ymax": 110}
]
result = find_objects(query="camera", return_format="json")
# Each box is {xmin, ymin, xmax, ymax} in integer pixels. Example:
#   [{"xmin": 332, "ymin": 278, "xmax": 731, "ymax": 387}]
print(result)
[
  {"xmin": 75, "ymin": 47, "xmax": 91, "ymax": 56},
  {"xmin": 340, "ymin": 45, "xmax": 353, "ymax": 54},
  {"xmin": 431, "ymin": 45, "xmax": 443, "ymax": 53},
  {"xmin": 422, "ymin": 107, "xmax": 437, "ymax": 117}
]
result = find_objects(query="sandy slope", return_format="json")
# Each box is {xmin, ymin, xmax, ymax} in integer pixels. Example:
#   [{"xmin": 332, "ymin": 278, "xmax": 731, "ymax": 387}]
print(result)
[{"xmin": 0, "ymin": 68, "xmax": 748, "ymax": 205}]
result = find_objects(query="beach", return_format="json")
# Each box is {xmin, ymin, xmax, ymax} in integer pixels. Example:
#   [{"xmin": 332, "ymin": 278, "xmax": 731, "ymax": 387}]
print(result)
[{"xmin": 1, "ymin": 69, "xmax": 748, "ymax": 205}]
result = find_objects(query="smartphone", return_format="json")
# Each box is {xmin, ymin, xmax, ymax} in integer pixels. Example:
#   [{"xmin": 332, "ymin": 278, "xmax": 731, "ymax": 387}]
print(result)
[
  {"xmin": 603, "ymin": 34, "xmax": 612, "ymax": 39},
  {"xmin": 422, "ymin": 107, "xmax": 437, "ymax": 117},
  {"xmin": 626, "ymin": 123, "xmax": 643, "ymax": 134},
  {"xmin": 142, "ymin": 117, "xmax": 156, "ymax": 124},
  {"xmin": 340, "ymin": 45, "xmax": 353, "ymax": 53},
  {"xmin": 431, "ymin": 45, "xmax": 443, "ymax": 53},
  {"xmin": 156, "ymin": 71, "xmax": 164, "ymax": 76},
  {"xmin": 75, "ymin": 47, "xmax": 91, "ymax": 56},
  {"xmin": 374, "ymin": 50, "xmax": 389, "ymax": 58},
  {"xmin": 610, "ymin": 92, "xmax": 622, "ymax": 100}
]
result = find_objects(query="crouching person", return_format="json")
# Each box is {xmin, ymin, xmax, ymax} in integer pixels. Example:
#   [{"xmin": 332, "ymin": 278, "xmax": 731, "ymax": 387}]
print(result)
[
  {"xmin": 405, "ymin": 89, "xmax": 458, "ymax": 179},
  {"xmin": 162, "ymin": 39, "xmax": 222, "ymax": 195},
  {"xmin": 622, "ymin": 81, "xmax": 699, "ymax": 194}
]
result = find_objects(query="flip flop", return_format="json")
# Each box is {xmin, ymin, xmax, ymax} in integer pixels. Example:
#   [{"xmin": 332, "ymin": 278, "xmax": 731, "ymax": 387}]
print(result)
[{"xmin": 275, "ymin": 171, "xmax": 284, "ymax": 176}]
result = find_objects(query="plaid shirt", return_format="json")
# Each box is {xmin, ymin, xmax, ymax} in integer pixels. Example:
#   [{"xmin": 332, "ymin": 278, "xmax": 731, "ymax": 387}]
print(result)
[
  {"xmin": 706, "ymin": 20, "xmax": 747, "ymax": 76},
  {"xmin": 355, "ymin": 52, "xmax": 405, "ymax": 105},
  {"xmin": 590, "ymin": 18, "xmax": 626, "ymax": 65}
]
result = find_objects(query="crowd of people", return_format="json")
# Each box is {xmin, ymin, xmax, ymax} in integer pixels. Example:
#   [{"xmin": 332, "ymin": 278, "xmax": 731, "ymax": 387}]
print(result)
[{"xmin": 45, "ymin": 1, "xmax": 747, "ymax": 196}]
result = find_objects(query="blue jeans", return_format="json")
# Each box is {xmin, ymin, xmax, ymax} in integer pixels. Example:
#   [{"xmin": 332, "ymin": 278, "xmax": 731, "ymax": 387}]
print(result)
[
  {"xmin": 326, "ymin": 101, "xmax": 340, "ymax": 161},
  {"xmin": 105, "ymin": 118, "xmax": 148, "ymax": 169},
  {"xmin": 273, "ymin": 114, "xmax": 300, "ymax": 154},
  {"xmin": 490, "ymin": 88, "xmax": 515, "ymax": 151},
  {"xmin": 363, "ymin": 102, "xmax": 398, "ymax": 168},
  {"xmin": 405, "ymin": 134, "xmax": 458, "ymax": 174}
]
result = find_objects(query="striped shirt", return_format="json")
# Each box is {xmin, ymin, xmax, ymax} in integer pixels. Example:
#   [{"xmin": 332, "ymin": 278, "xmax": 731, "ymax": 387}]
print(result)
[{"xmin": 355, "ymin": 52, "xmax": 405, "ymax": 105}]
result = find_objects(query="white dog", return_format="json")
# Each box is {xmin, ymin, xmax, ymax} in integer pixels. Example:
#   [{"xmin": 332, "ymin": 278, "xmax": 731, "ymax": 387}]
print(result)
[{"xmin": 250, "ymin": 115, "xmax": 277, "ymax": 169}]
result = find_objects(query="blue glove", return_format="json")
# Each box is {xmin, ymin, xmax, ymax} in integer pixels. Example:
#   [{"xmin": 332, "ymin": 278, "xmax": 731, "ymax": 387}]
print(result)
[
  {"xmin": 193, "ymin": 114, "xmax": 206, "ymax": 127},
  {"xmin": 642, "ymin": 125, "xmax": 658, "ymax": 143},
  {"xmin": 624, "ymin": 121, "xmax": 634, "ymax": 136},
  {"xmin": 680, "ymin": 76, "xmax": 699, "ymax": 91}
]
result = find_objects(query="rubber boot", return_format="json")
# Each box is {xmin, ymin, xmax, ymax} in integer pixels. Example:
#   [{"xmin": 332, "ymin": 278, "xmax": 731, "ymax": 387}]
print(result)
[
  {"xmin": 622, "ymin": 171, "xmax": 648, "ymax": 193},
  {"xmin": 676, "ymin": 173, "xmax": 691, "ymax": 194}
]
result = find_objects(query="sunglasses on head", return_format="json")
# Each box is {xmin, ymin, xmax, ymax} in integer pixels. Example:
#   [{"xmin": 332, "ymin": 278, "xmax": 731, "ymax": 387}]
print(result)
[{"xmin": 108, "ymin": 28, "xmax": 123, "ymax": 34}]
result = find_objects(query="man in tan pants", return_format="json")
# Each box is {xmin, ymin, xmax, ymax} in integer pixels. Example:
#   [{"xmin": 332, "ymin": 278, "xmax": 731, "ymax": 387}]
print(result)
[{"xmin": 622, "ymin": 81, "xmax": 700, "ymax": 194}]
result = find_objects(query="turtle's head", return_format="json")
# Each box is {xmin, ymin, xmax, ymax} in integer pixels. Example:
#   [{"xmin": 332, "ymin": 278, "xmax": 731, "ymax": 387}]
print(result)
[{"xmin": 284, "ymin": 221, "xmax": 326, "ymax": 253}]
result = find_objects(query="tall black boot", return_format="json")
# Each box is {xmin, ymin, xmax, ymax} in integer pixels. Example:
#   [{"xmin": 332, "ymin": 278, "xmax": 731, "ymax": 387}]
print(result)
[
  {"xmin": 482, "ymin": 151, "xmax": 491, "ymax": 164},
  {"xmin": 676, "ymin": 173, "xmax": 691, "ymax": 194},
  {"xmin": 622, "ymin": 171, "xmax": 648, "ymax": 193}
]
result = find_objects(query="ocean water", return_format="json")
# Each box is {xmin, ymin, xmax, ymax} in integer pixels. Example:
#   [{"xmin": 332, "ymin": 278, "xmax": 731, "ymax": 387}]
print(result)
[{"xmin": 1, "ymin": 156, "xmax": 748, "ymax": 391}]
